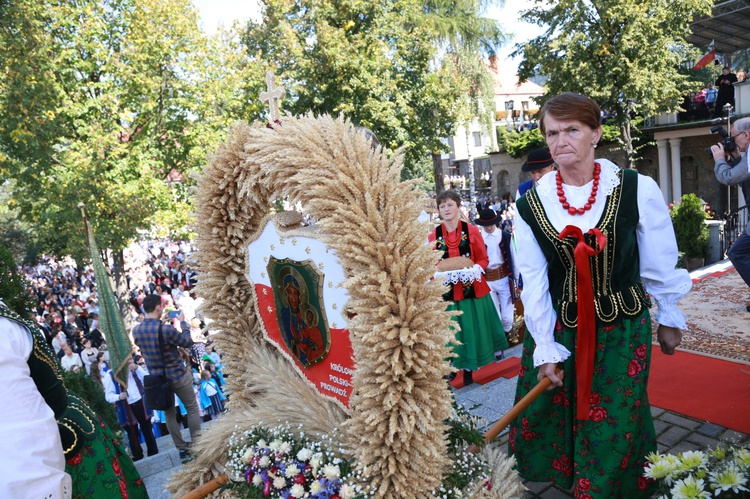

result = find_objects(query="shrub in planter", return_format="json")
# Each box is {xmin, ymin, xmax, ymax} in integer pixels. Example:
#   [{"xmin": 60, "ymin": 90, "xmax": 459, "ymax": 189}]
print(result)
[{"xmin": 670, "ymin": 193, "xmax": 709, "ymax": 260}]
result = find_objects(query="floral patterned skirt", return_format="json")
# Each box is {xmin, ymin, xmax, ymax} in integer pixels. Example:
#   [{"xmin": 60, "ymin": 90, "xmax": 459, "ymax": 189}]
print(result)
[
  {"xmin": 66, "ymin": 415, "xmax": 148, "ymax": 499},
  {"xmin": 508, "ymin": 309, "xmax": 656, "ymax": 499}
]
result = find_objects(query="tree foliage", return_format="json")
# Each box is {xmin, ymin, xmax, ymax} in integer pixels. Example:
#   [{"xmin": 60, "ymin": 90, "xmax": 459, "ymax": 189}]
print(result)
[
  {"xmin": 0, "ymin": 245, "xmax": 37, "ymax": 319},
  {"xmin": 514, "ymin": 0, "xmax": 712, "ymax": 167},
  {"xmin": 243, "ymin": 0, "xmax": 504, "ymax": 181},
  {"xmin": 0, "ymin": 0, "xmax": 265, "ymax": 263}
]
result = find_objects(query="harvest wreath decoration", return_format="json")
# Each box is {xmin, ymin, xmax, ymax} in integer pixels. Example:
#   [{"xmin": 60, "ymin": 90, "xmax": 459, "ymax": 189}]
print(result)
[{"xmin": 167, "ymin": 109, "xmax": 523, "ymax": 497}]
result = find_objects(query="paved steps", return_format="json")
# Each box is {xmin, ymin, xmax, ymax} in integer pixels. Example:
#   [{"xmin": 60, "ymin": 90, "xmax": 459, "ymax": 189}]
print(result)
[{"xmin": 132, "ymin": 429, "xmax": 189, "ymax": 498}]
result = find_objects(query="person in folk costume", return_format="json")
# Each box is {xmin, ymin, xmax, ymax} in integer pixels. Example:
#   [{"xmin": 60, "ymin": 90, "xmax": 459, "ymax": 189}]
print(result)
[
  {"xmin": 198, "ymin": 369, "xmax": 226, "ymax": 420},
  {"xmin": 0, "ymin": 301, "xmax": 147, "ymax": 499},
  {"xmin": 102, "ymin": 356, "xmax": 159, "ymax": 461},
  {"xmin": 429, "ymin": 190, "xmax": 508, "ymax": 386},
  {"xmin": 473, "ymin": 208, "xmax": 517, "ymax": 340},
  {"xmin": 516, "ymin": 147, "xmax": 557, "ymax": 200},
  {"xmin": 508, "ymin": 92, "xmax": 692, "ymax": 498}
]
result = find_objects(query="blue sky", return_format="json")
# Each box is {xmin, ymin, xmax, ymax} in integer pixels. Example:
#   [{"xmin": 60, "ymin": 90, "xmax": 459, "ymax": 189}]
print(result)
[{"xmin": 192, "ymin": 0, "xmax": 544, "ymax": 72}]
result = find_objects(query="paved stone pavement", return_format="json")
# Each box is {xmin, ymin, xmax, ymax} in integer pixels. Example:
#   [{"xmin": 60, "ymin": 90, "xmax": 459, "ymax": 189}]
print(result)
[{"xmin": 136, "ymin": 343, "xmax": 748, "ymax": 498}]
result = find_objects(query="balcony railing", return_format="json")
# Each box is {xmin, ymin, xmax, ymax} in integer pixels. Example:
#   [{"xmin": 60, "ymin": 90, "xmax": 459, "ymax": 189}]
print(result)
[{"xmin": 719, "ymin": 205, "xmax": 749, "ymax": 258}]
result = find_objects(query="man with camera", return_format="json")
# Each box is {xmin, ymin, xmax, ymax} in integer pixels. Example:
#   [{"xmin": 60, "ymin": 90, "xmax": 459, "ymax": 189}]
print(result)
[
  {"xmin": 711, "ymin": 117, "xmax": 750, "ymax": 309},
  {"xmin": 132, "ymin": 294, "xmax": 203, "ymax": 458}
]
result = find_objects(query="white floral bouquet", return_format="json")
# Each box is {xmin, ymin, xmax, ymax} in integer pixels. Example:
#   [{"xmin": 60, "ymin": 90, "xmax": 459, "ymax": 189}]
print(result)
[
  {"xmin": 224, "ymin": 405, "xmax": 493, "ymax": 498},
  {"xmin": 644, "ymin": 445, "xmax": 750, "ymax": 498},
  {"xmin": 225, "ymin": 423, "xmax": 365, "ymax": 499}
]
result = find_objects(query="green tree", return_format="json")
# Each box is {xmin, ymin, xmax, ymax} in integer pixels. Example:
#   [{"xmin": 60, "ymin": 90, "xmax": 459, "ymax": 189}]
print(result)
[
  {"xmin": 0, "ymin": 245, "xmax": 37, "ymax": 319},
  {"xmin": 0, "ymin": 0, "xmax": 263, "ymax": 322},
  {"xmin": 514, "ymin": 0, "xmax": 712, "ymax": 167},
  {"xmin": 424, "ymin": 0, "xmax": 506, "ymax": 193},
  {"xmin": 242, "ymin": 0, "xmax": 504, "ymax": 186}
]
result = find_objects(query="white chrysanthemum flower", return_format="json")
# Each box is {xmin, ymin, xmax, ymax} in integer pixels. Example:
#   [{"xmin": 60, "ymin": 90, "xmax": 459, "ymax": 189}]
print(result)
[
  {"xmin": 285, "ymin": 464, "xmax": 300, "ymax": 478},
  {"xmin": 736, "ymin": 448, "xmax": 750, "ymax": 467},
  {"xmin": 252, "ymin": 474, "xmax": 263, "ymax": 486},
  {"xmin": 258, "ymin": 456, "xmax": 271, "ymax": 468},
  {"xmin": 309, "ymin": 481, "xmax": 322, "ymax": 494},
  {"xmin": 645, "ymin": 459, "xmax": 680, "ymax": 482},
  {"xmin": 322, "ymin": 464, "xmax": 341, "ymax": 479},
  {"xmin": 669, "ymin": 476, "xmax": 711, "ymax": 499},
  {"xmin": 310, "ymin": 456, "xmax": 322, "ymax": 470},
  {"xmin": 279, "ymin": 441, "xmax": 292, "ymax": 454},
  {"xmin": 257, "ymin": 439, "xmax": 267, "ymax": 448},
  {"xmin": 339, "ymin": 484, "xmax": 355, "ymax": 499},
  {"xmin": 679, "ymin": 451, "xmax": 708, "ymax": 471},
  {"xmin": 270, "ymin": 439, "xmax": 282, "ymax": 451},
  {"xmin": 241, "ymin": 448, "xmax": 255, "ymax": 463},
  {"xmin": 273, "ymin": 476, "xmax": 286, "ymax": 489},
  {"xmin": 290, "ymin": 484, "xmax": 305, "ymax": 498},
  {"xmin": 297, "ymin": 448, "xmax": 312, "ymax": 461},
  {"xmin": 708, "ymin": 465, "xmax": 749, "ymax": 495}
]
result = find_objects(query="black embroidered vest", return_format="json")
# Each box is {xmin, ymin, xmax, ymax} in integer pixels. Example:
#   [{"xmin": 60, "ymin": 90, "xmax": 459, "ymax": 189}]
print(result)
[
  {"xmin": 435, "ymin": 221, "xmax": 476, "ymax": 300},
  {"xmin": 516, "ymin": 168, "xmax": 651, "ymax": 328},
  {"xmin": 0, "ymin": 306, "xmax": 97, "ymax": 459}
]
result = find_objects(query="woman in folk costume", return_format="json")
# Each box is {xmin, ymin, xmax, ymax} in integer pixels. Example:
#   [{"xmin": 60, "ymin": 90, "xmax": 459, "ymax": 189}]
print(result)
[
  {"xmin": 508, "ymin": 93, "xmax": 691, "ymax": 498},
  {"xmin": 429, "ymin": 190, "xmax": 508, "ymax": 386},
  {"xmin": 0, "ymin": 302, "xmax": 147, "ymax": 499}
]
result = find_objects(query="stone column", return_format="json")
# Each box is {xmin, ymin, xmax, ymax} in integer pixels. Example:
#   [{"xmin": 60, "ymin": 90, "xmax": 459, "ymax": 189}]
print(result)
[
  {"xmin": 656, "ymin": 139, "xmax": 671, "ymax": 203},
  {"xmin": 669, "ymin": 138, "xmax": 682, "ymax": 204}
]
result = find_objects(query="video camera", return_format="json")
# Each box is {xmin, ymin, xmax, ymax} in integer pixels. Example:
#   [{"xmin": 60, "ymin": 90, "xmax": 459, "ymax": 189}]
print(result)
[{"xmin": 705, "ymin": 125, "xmax": 742, "ymax": 166}]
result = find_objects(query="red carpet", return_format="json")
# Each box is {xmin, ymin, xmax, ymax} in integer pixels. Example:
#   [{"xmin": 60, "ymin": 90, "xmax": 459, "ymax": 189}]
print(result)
[
  {"xmin": 648, "ymin": 349, "xmax": 750, "ymax": 434},
  {"xmin": 450, "ymin": 356, "xmax": 521, "ymax": 389}
]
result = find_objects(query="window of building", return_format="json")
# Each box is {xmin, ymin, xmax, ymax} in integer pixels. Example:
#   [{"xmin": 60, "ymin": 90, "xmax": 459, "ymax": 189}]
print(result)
[{"xmin": 472, "ymin": 132, "xmax": 482, "ymax": 147}]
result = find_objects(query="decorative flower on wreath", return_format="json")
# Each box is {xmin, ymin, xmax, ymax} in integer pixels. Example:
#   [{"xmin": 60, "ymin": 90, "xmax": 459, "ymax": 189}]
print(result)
[{"xmin": 225, "ymin": 405, "xmax": 495, "ymax": 499}]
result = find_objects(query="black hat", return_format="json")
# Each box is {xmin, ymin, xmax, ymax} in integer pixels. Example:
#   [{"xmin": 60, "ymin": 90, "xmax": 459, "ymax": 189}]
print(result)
[
  {"xmin": 522, "ymin": 148, "xmax": 555, "ymax": 172},
  {"xmin": 474, "ymin": 208, "xmax": 501, "ymax": 226}
]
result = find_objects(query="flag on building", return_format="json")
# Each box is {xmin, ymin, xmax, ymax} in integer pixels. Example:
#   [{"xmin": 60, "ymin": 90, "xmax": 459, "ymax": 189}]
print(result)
[
  {"xmin": 693, "ymin": 40, "xmax": 715, "ymax": 70},
  {"xmin": 79, "ymin": 204, "xmax": 132, "ymax": 390}
]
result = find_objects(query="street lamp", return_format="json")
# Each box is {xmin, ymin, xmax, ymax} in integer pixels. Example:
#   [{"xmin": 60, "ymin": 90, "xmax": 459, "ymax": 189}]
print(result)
[{"xmin": 505, "ymin": 100, "xmax": 515, "ymax": 131}]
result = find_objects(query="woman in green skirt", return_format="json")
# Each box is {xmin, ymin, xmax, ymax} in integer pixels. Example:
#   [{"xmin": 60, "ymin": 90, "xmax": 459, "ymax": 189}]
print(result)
[
  {"xmin": 510, "ymin": 93, "xmax": 692, "ymax": 498},
  {"xmin": 429, "ymin": 190, "xmax": 508, "ymax": 386}
]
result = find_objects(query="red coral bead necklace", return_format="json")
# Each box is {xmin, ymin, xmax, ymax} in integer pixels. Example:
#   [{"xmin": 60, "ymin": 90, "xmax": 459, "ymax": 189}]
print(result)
[
  {"xmin": 556, "ymin": 162, "xmax": 601, "ymax": 215},
  {"xmin": 442, "ymin": 224, "xmax": 462, "ymax": 250}
]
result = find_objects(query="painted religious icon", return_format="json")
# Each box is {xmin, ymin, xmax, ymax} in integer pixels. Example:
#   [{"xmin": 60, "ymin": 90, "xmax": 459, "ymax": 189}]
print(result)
[{"xmin": 268, "ymin": 257, "xmax": 331, "ymax": 368}]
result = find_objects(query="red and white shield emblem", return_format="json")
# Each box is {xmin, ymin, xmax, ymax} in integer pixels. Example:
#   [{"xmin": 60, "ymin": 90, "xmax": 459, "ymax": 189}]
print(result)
[{"xmin": 247, "ymin": 217, "xmax": 355, "ymax": 409}]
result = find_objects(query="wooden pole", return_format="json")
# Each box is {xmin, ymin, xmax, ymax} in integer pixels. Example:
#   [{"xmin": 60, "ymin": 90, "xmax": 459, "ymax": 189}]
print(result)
[
  {"xmin": 178, "ymin": 473, "xmax": 229, "ymax": 499},
  {"xmin": 483, "ymin": 375, "xmax": 552, "ymax": 444}
]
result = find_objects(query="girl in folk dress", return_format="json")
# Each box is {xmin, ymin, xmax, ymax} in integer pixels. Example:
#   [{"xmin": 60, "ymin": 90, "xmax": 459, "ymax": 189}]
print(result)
[
  {"xmin": 198, "ymin": 369, "xmax": 225, "ymax": 420},
  {"xmin": 429, "ymin": 190, "xmax": 508, "ymax": 386}
]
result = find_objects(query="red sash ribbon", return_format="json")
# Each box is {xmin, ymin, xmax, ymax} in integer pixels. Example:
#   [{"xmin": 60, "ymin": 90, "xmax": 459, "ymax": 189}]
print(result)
[{"xmin": 558, "ymin": 226, "xmax": 607, "ymax": 420}]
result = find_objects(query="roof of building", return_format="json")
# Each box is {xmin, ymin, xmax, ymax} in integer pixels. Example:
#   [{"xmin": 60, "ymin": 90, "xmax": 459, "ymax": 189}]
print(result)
[{"xmin": 688, "ymin": 0, "xmax": 750, "ymax": 54}]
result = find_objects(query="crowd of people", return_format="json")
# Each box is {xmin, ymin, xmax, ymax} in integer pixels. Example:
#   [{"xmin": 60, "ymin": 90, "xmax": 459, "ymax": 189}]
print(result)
[
  {"xmin": 682, "ymin": 66, "xmax": 745, "ymax": 121},
  {"xmin": 20, "ymin": 238, "xmax": 227, "ymax": 464}
]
